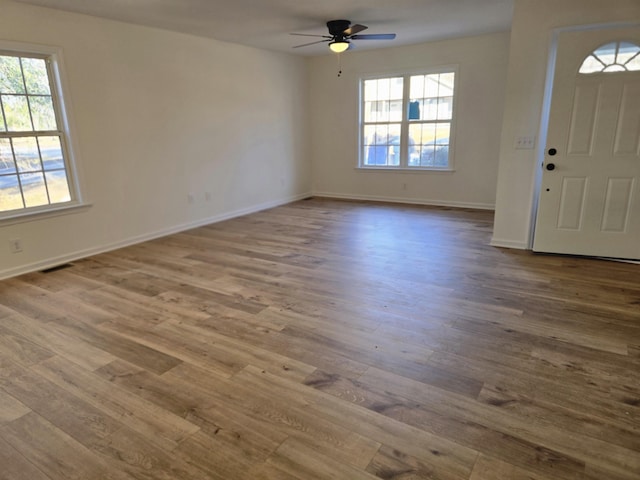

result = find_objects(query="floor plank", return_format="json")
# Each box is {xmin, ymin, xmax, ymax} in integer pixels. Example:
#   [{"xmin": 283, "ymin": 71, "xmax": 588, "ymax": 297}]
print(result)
[
  {"xmin": 0, "ymin": 435, "xmax": 52, "ymax": 480},
  {"xmin": 0, "ymin": 412, "xmax": 133, "ymax": 480}
]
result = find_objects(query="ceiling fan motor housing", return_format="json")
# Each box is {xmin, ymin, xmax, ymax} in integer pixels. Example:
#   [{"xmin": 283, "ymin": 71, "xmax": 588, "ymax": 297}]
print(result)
[{"xmin": 327, "ymin": 19, "xmax": 351, "ymax": 37}]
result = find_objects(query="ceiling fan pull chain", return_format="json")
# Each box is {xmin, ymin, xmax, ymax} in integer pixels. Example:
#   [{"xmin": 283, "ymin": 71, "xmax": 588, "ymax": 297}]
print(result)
[{"xmin": 337, "ymin": 52, "xmax": 342, "ymax": 77}]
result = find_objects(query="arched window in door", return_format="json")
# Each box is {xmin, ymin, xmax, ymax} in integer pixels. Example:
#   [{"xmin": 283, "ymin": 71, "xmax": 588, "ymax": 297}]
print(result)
[{"xmin": 579, "ymin": 41, "xmax": 640, "ymax": 74}]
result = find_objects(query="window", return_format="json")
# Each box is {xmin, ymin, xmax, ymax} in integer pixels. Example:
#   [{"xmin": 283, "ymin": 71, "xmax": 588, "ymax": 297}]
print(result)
[
  {"xmin": 360, "ymin": 70, "xmax": 456, "ymax": 169},
  {"xmin": 0, "ymin": 45, "xmax": 79, "ymax": 218},
  {"xmin": 579, "ymin": 41, "xmax": 640, "ymax": 74}
]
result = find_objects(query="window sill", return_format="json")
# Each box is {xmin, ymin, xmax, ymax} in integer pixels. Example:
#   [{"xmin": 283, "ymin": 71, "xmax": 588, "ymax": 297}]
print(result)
[
  {"xmin": 0, "ymin": 201, "xmax": 92, "ymax": 226},
  {"xmin": 355, "ymin": 166, "xmax": 455, "ymax": 174}
]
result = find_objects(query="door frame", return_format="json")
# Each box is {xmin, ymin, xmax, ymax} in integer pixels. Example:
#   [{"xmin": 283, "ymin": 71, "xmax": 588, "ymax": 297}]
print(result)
[{"xmin": 529, "ymin": 21, "xmax": 640, "ymax": 249}]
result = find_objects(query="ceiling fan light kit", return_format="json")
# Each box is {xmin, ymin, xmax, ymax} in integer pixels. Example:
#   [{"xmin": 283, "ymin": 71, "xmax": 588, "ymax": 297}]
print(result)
[
  {"xmin": 291, "ymin": 19, "xmax": 396, "ymax": 53},
  {"xmin": 329, "ymin": 40, "xmax": 350, "ymax": 53}
]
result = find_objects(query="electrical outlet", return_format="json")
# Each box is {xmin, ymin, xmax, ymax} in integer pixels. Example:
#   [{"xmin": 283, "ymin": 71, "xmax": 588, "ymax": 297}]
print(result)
[
  {"xmin": 187, "ymin": 193, "xmax": 195, "ymax": 204},
  {"xmin": 515, "ymin": 136, "xmax": 536, "ymax": 150},
  {"xmin": 204, "ymin": 192, "xmax": 212, "ymax": 202},
  {"xmin": 9, "ymin": 238, "xmax": 23, "ymax": 253},
  {"xmin": 402, "ymin": 183, "xmax": 408, "ymax": 190}
]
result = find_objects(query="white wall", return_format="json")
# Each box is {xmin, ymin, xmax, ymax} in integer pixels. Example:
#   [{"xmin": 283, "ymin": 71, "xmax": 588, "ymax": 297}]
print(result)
[
  {"xmin": 491, "ymin": 0, "xmax": 640, "ymax": 249},
  {"xmin": 308, "ymin": 31, "xmax": 510, "ymax": 210},
  {"xmin": 0, "ymin": 0, "xmax": 311, "ymax": 279}
]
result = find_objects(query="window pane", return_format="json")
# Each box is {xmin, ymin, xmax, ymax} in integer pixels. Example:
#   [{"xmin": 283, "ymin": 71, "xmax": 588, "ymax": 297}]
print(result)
[
  {"xmin": 366, "ymin": 124, "xmax": 391, "ymax": 144},
  {"xmin": 434, "ymin": 145, "xmax": 449, "ymax": 166},
  {"xmin": 389, "ymin": 100, "xmax": 403, "ymax": 122},
  {"xmin": 364, "ymin": 90, "xmax": 403, "ymax": 122},
  {"xmin": 603, "ymin": 64, "xmax": 626, "ymax": 73},
  {"xmin": 439, "ymin": 73, "xmax": 455, "ymax": 96},
  {"xmin": 364, "ymin": 124, "xmax": 377, "ymax": 145},
  {"xmin": 434, "ymin": 123, "xmax": 451, "ymax": 145},
  {"xmin": 418, "ymin": 145, "xmax": 435, "ymax": 166},
  {"xmin": 409, "ymin": 122, "xmax": 450, "ymax": 167},
  {"xmin": 424, "ymin": 75, "xmax": 440, "ymax": 97},
  {"xmin": 363, "ymin": 124, "xmax": 400, "ymax": 166},
  {"xmin": 416, "ymin": 144, "xmax": 450, "ymax": 167},
  {"xmin": 21, "ymin": 58, "xmax": 51, "ymax": 95},
  {"xmin": 364, "ymin": 80, "xmax": 378, "ymax": 101},
  {"xmin": 437, "ymin": 97, "xmax": 453, "ymax": 120},
  {"xmin": 579, "ymin": 54, "xmax": 605, "ymax": 74},
  {"xmin": 20, "ymin": 172, "xmax": 49, "ymax": 207},
  {"xmin": 423, "ymin": 98, "xmax": 438, "ymax": 120},
  {"xmin": 593, "ymin": 42, "xmax": 617, "ymax": 66},
  {"xmin": 377, "ymin": 78, "xmax": 393, "ymax": 101},
  {"xmin": 376, "ymin": 78, "xmax": 391, "ymax": 99},
  {"xmin": 364, "ymin": 143, "xmax": 387, "ymax": 166},
  {"xmin": 408, "ymin": 126, "xmax": 422, "ymax": 166},
  {"xmin": 0, "ymin": 174, "xmax": 24, "ymax": 211},
  {"xmin": 410, "ymin": 75, "xmax": 424, "ymax": 99},
  {"xmin": 409, "ymin": 123, "xmax": 436, "ymax": 145},
  {"xmin": 616, "ymin": 43, "xmax": 639, "ymax": 64},
  {"xmin": 0, "ymin": 56, "xmax": 25, "ymax": 94},
  {"xmin": 45, "ymin": 170, "xmax": 71, "ymax": 203},
  {"xmin": 365, "ymin": 78, "xmax": 402, "ymax": 122},
  {"xmin": 626, "ymin": 54, "xmax": 640, "ymax": 71},
  {"xmin": 13, "ymin": 136, "xmax": 41, "ymax": 172},
  {"xmin": 364, "ymin": 77, "xmax": 403, "ymax": 102},
  {"xmin": 389, "ymin": 77, "xmax": 404, "ymax": 100},
  {"xmin": 3, "ymin": 94, "xmax": 32, "ymax": 131},
  {"xmin": 388, "ymin": 124, "xmax": 401, "ymax": 146},
  {"xmin": 29, "ymin": 95, "xmax": 57, "ymax": 130},
  {"xmin": 364, "ymin": 100, "xmax": 377, "ymax": 123},
  {"xmin": 39, "ymin": 136, "xmax": 64, "ymax": 170},
  {"xmin": 0, "ymin": 138, "xmax": 15, "ymax": 174},
  {"xmin": 409, "ymin": 73, "xmax": 455, "ymax": 122}
]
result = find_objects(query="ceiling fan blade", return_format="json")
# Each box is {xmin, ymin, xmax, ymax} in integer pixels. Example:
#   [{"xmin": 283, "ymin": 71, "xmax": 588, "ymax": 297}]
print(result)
[
  {"xmin": 351, "ymin": 33, "xmax": 396, "ymax": 40},
  {"xmin": 292, "ymin": 39, "xmax": 330, "ymax": 48},
  {"xmin": 343, "ymin": 24, "xmax": 367, "ymax": 36},
  {"xmin": 290, "ymin": 33, "xmax": 332, "ymax": 38}
]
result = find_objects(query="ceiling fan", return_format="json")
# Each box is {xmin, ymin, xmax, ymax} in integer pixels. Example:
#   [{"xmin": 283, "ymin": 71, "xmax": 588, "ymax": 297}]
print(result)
[{"xmin": 291, "ymin": 20, "xmax": 396, "ymax": 53}]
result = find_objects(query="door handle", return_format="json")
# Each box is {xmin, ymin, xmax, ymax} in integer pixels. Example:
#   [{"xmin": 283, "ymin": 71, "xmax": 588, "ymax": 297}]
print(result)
[
  {"xmin": 548, "ymin": 148, "xmax": 557, "ymax": 156},
  {"xmin": 546, "ymin": 163, "xmax": 556, "ymax": 171}
]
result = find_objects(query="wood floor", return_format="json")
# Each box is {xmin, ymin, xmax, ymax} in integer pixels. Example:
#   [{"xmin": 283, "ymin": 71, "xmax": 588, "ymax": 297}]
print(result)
[{"xmin": 0, "ymin": 198, "xmax": 639, "ymax": 480}]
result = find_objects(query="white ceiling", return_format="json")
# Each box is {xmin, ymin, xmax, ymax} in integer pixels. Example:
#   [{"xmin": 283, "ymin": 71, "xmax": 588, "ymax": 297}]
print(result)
[{"xmin": 15, "ymin": 0, "xmax": 514, "ymax": 56}]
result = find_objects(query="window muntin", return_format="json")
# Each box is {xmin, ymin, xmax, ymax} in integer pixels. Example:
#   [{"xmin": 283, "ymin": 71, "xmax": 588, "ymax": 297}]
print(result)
[
  {"xmin": 360, "ymin": 71, "xmax": 456, "ymax": 169},
  {"xmin": 0, "ymin": 51, "xmax": 74, "ymax": 215},
  {"xmin": 579, "ymin": 42, "xmax": 640, "ymax": 74}
]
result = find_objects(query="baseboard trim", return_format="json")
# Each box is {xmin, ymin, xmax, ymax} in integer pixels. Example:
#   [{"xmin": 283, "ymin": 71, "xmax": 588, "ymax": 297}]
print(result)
[
  {"xmin": 311, "ymin": 191, "xmax": 495, "ymax": 211},
  {"xmin": 0, "ymin": 192, "xmax": 312, "ymax": 281},
  {"xmin": 490, "ymin": 237, "xmax": 529, "ymax": 250}
]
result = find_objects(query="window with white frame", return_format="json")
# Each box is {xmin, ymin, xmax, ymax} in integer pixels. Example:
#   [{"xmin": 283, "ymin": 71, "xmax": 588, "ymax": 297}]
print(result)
[
  {"xmin": 579, "ymin": 41, "xmax": 640, "ymax": 74},
  {"xmin": 0, "ymin": 46, "xmax": 78, "ymax": 217},
  {"xmin": 360, "ymin": 71, "xmax": 456, "ymax": 169}
]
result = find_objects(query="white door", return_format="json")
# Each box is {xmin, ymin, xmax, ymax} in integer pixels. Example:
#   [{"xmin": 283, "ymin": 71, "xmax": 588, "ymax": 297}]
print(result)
[{"xmin": 533, "ymin": 27, "xmax": 640, "ymax": 260}]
